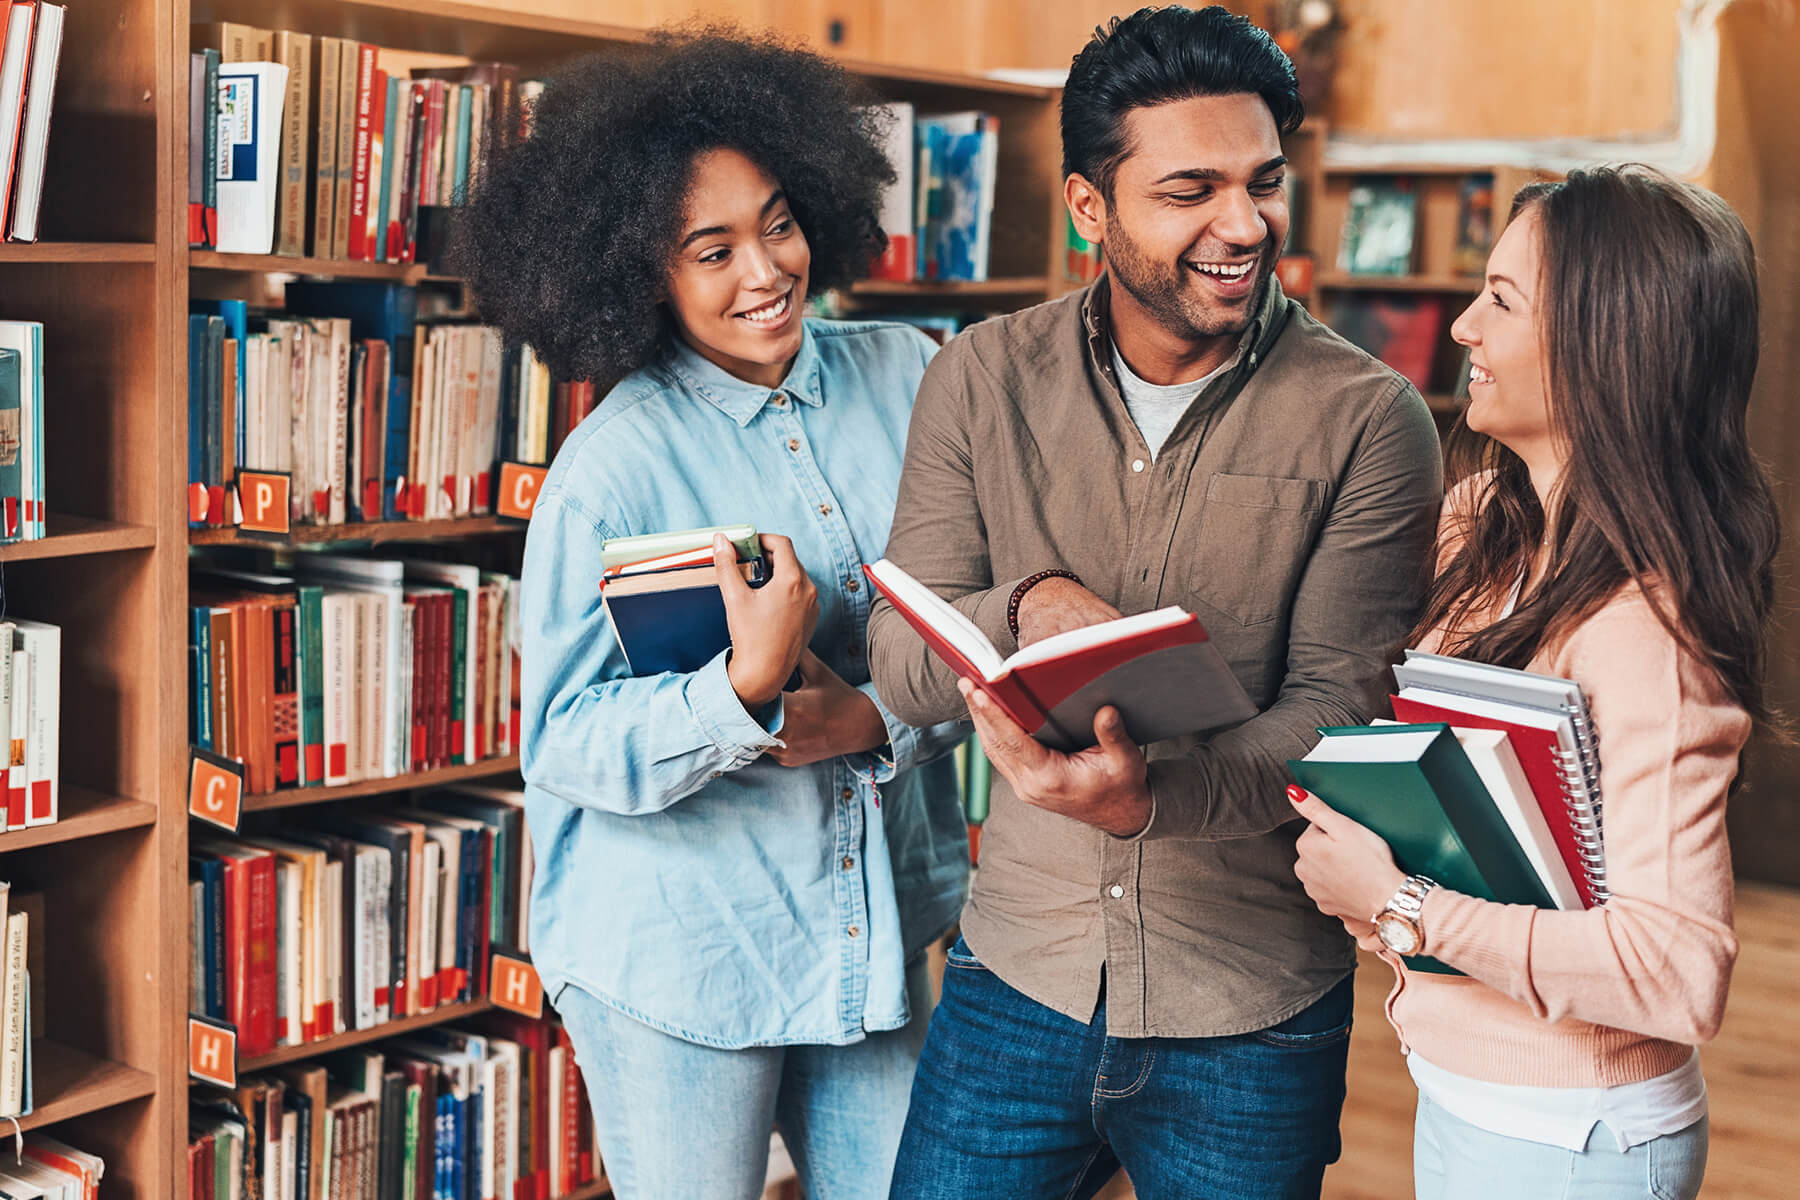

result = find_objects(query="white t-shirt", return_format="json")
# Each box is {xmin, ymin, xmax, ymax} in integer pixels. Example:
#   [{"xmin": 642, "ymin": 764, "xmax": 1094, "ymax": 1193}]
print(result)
[
  {"xmin": 1109, "ymin": 341, "xmax": 1231, "ymax": 461},
  {"xmin": 1408, "ymin": 1049, "xmax": 1708, "ymax": 1151}
]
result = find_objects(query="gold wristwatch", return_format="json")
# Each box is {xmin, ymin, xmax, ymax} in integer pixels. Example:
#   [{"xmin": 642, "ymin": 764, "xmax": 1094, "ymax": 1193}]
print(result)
[{"xmin": 1374, "ymin": 874, "xmax": 1437, "ymax": 955}]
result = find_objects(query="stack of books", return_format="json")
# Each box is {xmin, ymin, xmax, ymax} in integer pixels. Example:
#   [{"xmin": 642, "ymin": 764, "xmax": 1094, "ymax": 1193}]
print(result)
[
  {"xmin": 188, "ymin": 21, "xmax": 528, "ymax": 260},
  {"xmin": 867, "ymin": 101, "xmax": 1000, "ymax": 283},
  {"xmin": 0, "ymin": 618, "xmax": 56, "ymax": 830},
  {"xmin": 598, "ymin": 525, "xmax": 765, "ymax": 678},
  {"xmin": 187, "ymin": 283, "xmax": 590, "ymax": 530},
  {"xmin": 1290, "ymin": 651, "xmax": 1609, "ymax": 973},
  {"xmin": 188, "ymin": 557, "xmax": 520, "ymax": 794},
  {"xmin": 0, "ymin": 1, "xmax": 63, "ymax": 244},
  {"xmin": 187, "ymin": 1010, "xmax": 598, "ymax": 1200},
  {"xmin": 0, "ymin": 1134, "xmax": 102, "ymax": 1196},
  {"xmin": 189, "ymin": 783, "xmax": 532, "ymax": 1059}
]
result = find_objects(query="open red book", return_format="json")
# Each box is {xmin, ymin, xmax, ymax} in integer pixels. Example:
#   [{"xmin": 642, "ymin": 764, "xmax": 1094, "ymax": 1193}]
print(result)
[{"xmin": 865, "ymin": 559, "xmax": 1257, "ymax": 751}]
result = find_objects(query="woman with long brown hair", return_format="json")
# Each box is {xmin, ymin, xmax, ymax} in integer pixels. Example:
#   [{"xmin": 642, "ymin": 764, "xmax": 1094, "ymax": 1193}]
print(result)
[{"xmin": 1285, "ymin": 164, "xmax": 1779, "ymax": 1198}]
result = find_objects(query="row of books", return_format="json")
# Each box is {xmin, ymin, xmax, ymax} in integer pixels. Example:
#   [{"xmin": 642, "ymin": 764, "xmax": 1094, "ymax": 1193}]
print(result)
[
  {"xmin": 0, "ymin": 319, "xmax": 43, "ymax": 542},
  {"xmin": 0, "ymin": 619, "xmax": 56, "ymax": 830},
  {"xmin": 0, "ymin": 882, "xmax": 36, "ymax": 1122},
  {"xmin": 188, "ymin": 1010, "xmax": 595, "ymax": 1200},
  {"xmin": 0, "ymin": 1134, "xmax": 102, "ymax": 1199},
  {"xmin": 1335, "ymin": 172, "xmax": 1495, "ymax": 277},
  {"xmin": 187, "ymin": 283, "xmax": 586, "ymax": 530},
  {"xmin": 869, "ymin": 102, "xmax": 1000, "ymax": 283},
  {"xmin": 0, "ymin": 1, "xmax": 62, "ymax": 244},
  {"xmin": 188, "ymin": 21, "xmax": 529, "ymax": 259},
  {"xmin": 1290, "ymin": 650, "xmax": 1609, "ymax": 974},
  {"xmin": 190, "ymin": 784, "xmax": 532, "ymax": 1061},
  {"xmin": 189, "ymin": 556, "xmax": 519, "ymax": 795},
  {"xmin": 1329, "ymin": 293, "xmax": 1448, "ymax": 392}
]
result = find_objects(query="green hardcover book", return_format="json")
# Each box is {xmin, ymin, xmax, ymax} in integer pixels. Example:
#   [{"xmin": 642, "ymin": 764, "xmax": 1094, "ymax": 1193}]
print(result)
[
  {"xmin": 1289, "ymin": 722, "xmax": 1555, "ymax": 975},
  {"xmin": 449, "ymin": 585, "xmax": 469, "ymax": 764},
  {"xmin": 402, "ymin": 1081, "xmax": 421, "ymax": 1200},
  {"xmin": 298, "ymin": 583, "xmax": 326, "ymax": 786},
  {"xmin": 965, "ymin": 734, "xmax": 991, "ymax": 825},
  {"xmin": 598, "ymin": 523, "xmax": 759, "ymax": 573}
]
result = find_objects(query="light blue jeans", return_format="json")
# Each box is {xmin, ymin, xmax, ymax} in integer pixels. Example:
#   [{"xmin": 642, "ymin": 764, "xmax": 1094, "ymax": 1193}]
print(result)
[
  {"xmin": 551, "ymin": 956, "xmax": 933, "ymax": 1200},
  {"xmin": 1414, "ymin": 1092, "xmax": 1709, "ymax": 1200}
]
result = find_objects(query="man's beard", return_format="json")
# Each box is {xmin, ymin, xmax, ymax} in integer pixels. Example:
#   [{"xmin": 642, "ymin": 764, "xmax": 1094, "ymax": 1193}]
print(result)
[{"xmin": 1103, "ymin": 211, "xmax": 1269, "ymax": 342}]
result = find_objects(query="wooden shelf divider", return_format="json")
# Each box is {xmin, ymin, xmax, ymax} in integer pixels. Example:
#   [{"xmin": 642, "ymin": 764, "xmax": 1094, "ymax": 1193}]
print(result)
[
  {"xmin": 245, "ymin": 756, "xmax": 522, "ymax": 812},
  {"xmin": 0, "ymin": 242, "xmax": 157, "ymax": 264},
  {"xmin": 190, "ymin": 514, "xmax": 525, "ymax": 547},
  {"xmin": 189, "ymin": 249, "xmax": 458, "ymax": 283},
  {"xmin": 0, "ymin": 788, "xmax": 156, "ymax": 853},
  {"xmin": 0, "ymin": 516, "xmax": 157, "ymax": 562},
  {"xmin": 19, "ymin": 1041, "xmax": 157, "ymax": 1134},
  {"xmin": 240, "ymin": 999, "xmax": 495, "ymax": 1072},
  {"xmin": 848, "ymin": 276, "xmax": 1051, "ymax": 297}
]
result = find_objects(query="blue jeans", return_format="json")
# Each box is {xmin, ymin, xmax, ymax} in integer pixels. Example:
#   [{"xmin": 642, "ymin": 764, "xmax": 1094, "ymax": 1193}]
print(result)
[
  {"xmin": 888, "ymin": 938, "xmax": 1353, "ymax": 1200},
  {"xmin": 552, "ymin": 956, "xmax": 933, "ymax": 1200},
  {"xmin": 1414, "ymin": 1092, "xmax": 1709, "ymax": 1200}
]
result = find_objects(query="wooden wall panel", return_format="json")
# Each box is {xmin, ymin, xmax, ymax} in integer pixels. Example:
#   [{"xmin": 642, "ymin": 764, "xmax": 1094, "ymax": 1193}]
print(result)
[{"xmin": 1706, "ymin": 2, "xmax": 1800, "ymax": 887}]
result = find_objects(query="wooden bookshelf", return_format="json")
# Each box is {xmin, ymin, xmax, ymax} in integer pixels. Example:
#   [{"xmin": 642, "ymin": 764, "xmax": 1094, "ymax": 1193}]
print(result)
[
  {"xmin": 0, "ymin": 1, "xmax": 1065, "ymax": 1195},
  {"xmin": 244, "ymin": 756, "xmax": 522, "ymax": 812},
  {"xmin": 190, "ymin": 514, "xmax": 523, "ymax": 546}
]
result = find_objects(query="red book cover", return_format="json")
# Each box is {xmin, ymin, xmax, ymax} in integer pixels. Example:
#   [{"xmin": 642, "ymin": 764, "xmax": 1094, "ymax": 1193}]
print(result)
[
  {"xmin": 560, "ymin": 1027, "xmax": 581, "ymax": 1189},
  {"xmin": 244, "ymin": 845, "xmax": 279, "ymax": 1056},
  {"xmin": 0, "ymin": 1, "xmax": 39, "ymax": 235},
  {"xmin": 364, "ymin": 68, "xmax": 388, "ymax": 258},
  {"xmin": 219, "ymin": 849, "xmax": 249, "ymax": 1039},
  {"xmin": 1390, "ymin": 693, "xmax": 1601, "ymax": 908},
  {"xmin": 410, "ymin": 598, "xmax": 427, "ymax": 771},
  {"xmin": 345, "ymin": 45, "xmax": 376, "ymax": 261},
  {"xmin": 249, "ymin": 598, "xmax": 275, "ymax": 795},
  {"xmin": 474, "ymin": 586, "xmax": 491, "ymax": 756},
  {"xmin": 432, "ymin": 593, "xmax": 452, "ymax": 769},
  {"xmin": 423, "ymin": 592, "xmax": 442, "ymax": 767},
  {"xmin": 272, "ymin": 600, "xmax": 300, "ymax": 787}
]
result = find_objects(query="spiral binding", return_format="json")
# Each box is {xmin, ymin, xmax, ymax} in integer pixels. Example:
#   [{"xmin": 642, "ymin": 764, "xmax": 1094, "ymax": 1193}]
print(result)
[{"xmin": 1554, "ymin": 699, "xmax": 1610, "ymax": 904}]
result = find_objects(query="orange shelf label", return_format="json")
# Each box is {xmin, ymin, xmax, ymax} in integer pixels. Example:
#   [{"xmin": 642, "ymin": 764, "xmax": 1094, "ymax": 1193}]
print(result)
[{"xmin": 497, "ymin": 461, "xmax": 547, "ymax": 522}]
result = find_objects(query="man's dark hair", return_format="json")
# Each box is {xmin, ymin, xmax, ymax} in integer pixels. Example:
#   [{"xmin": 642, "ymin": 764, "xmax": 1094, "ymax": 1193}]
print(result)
[
  {"xmin": 454, "ymin": 28, "xmax": 893, "ymax": 383},
  {"xmin": 1061, "ymin": 5, "xmax": 1303, "ymax": 197}
]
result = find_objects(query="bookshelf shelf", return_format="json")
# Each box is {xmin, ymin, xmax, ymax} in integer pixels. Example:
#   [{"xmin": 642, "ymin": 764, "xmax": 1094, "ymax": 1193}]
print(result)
[
  {"xmin": 240, "ymin": 998, "xmax": 496, "ymax": 1072},
  {"xmin": 243, "ymin": 755, "xmax": 521, "ymax": 812},
  {"xmin": 0, "ymin": 788, "xmax": 156, "ymax": 853},
  {"xmin": 1315, "ymin": 271, "xmax": 1484, "ymax": 293},
  {"xmin": 189, "ymin": 249, "xmax": 458, "ymax": 283},
  {"xmin": 190, "ymin": 514, "xmax": 524, "ymax": 547},
  {"xmin": 20, "ymin": 1041, "xmax": 158, "ymax": 1134},
  {"xmin": 849, "ymin": 276, "xmax": 1052, "ymax": 297},
  {"xmin": 0, "ymin": 516, "xmax": 157, "ymax": 562},
  {"xmin": 0, "ymin": 242, "xmax": 157, "ymax": 264}
]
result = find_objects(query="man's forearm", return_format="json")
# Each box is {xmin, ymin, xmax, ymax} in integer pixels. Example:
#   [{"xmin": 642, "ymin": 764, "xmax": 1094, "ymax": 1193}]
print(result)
[{"xmin": 866, "ymin": 582, "xmax": 1020, "ymax": 727}]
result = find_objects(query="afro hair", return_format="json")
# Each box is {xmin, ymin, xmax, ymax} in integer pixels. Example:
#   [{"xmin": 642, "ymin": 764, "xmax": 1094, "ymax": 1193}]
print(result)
[{"xmin": 453, "ymin": 27, "xmax": 895, "ymax": 384}]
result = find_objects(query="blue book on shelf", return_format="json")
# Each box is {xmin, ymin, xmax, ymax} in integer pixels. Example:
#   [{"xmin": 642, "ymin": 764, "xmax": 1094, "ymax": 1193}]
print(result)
[
  {"xmin": 377, "ymin": 75, "xmax": 401, "ymax": 262},
  {"xmin": 192, "ymin": 299, "xmax": 248, "ymax": 470},
  {"xmin": 190, "ymin": 606, "xmax": 214, "ymax": 749},
  {"xmin": 283, "ymin": 281, "xmax": 420, "ymax": 520},
  {"xmin": 451, "ymin": 84, "xmax": 473, "ymax": 205},
  {"xmin": 186, "ymin": 314, "xmax": 209, "ymax": 525}
]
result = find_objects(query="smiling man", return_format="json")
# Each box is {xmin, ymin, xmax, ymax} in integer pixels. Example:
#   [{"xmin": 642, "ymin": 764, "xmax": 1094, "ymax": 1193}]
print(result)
[{"xmin": 868, "ymin": 7, "xmax": 1443, "ymax": 1197}]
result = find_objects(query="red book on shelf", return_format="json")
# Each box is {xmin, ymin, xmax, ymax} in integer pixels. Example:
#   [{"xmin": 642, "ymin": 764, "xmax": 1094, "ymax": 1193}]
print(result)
[
  {"xmin": 409, "ymin": 597, "xmax": 427, "ymax": 771},
  {"xmin": 1390, "ymin": 692, "xmax": 1603, "ymax": 908},
  {"xmin": 863, "ymin": 558, "xmax": 1257, "ymax": 751},
  {"xmin": 345, "ymin": 45, "xmax": 377, "ymax": 260}
]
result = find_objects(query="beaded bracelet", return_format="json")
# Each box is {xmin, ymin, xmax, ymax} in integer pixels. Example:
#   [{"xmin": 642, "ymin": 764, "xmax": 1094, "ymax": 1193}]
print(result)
[{"xmin": 1007, "ymin": 569, "xmax": 1083, "ymax": 640}]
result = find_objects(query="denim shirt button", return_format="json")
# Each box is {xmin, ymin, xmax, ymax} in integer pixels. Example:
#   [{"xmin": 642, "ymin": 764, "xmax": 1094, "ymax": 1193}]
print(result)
[
  {"xmin": 847, "ymin": 925, "xmax": 860, "ymax": 938},
  {"xmin": 787, "ymin": 437, "xmax": 801, "ymax": 451},
  {"xmin": 841, "ymin": 787, "xmax": 854, "ymax": 800}
]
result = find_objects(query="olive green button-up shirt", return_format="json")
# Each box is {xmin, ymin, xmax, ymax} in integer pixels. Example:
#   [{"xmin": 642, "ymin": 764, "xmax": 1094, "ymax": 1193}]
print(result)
[{"xmin": 867, "ymin": 276, "xmax": 1444, "ymax": 1037}]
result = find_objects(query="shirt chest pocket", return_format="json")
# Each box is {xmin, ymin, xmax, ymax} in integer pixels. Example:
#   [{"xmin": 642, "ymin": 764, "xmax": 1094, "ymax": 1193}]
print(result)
[{"xmin": 1178, "ymin": 472, "xmax": 1328, "ymax": 627}]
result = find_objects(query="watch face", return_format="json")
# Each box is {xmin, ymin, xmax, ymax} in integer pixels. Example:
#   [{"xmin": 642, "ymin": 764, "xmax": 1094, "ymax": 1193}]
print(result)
[{"xmin": 1376, "ymin": 914, "xmax": 1420, "ymax": 955}]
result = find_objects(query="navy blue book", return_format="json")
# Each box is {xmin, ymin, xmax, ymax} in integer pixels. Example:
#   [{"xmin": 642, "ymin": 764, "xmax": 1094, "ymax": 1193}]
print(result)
[
  {"xmin": 283, "ymin": 282, "xmax": 419, "ymax": 520},
  {"xmin": 601, "ymin": 559, "xmax": 769, "ymax": 677},
  {"xmin": 186, "ymin": 314, "xmax": 210, "ymax": 524}
]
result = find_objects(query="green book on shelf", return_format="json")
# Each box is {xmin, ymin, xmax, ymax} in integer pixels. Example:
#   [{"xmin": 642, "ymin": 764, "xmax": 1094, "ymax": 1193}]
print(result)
[
  {"xmin": 1336, "ymin": 176, "xmax": 1417, "ymax": 276},
  {"xmin": 1289, "ymin": 722, "xmax": 1555, "ymax": 975}
]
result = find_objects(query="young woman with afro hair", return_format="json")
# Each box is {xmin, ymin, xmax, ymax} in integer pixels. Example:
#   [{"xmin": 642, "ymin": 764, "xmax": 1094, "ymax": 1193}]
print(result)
[{"xmin": 456, "ymin": 29, "xmax": 970, "ymax": 1200}]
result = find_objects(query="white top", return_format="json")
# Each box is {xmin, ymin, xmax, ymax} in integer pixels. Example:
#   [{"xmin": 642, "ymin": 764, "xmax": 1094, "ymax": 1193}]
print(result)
[
  {"xmin": 1110, "ymin": 341, "xmax": 1231, "ymax": 461},
  {"xmin": 1408, "ymin": 1049, "xmax": 1707, "ymax": 1151}
]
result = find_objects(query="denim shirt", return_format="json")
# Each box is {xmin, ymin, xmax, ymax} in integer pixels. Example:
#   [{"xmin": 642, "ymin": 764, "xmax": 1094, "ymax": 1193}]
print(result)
[{"xmin": 520, "ymin": 318, "xmax": 970, "ymax": 1048}]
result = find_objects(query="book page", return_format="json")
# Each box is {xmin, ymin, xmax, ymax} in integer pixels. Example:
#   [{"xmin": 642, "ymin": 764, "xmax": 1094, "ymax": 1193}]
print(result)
[
  {"xmin": 864, "ymin": 560, "xmax": 1004, "ymax": 678},
  {"xmin": 1003, "ymin": 607, "xmax": 1191, "ymax": 671}
]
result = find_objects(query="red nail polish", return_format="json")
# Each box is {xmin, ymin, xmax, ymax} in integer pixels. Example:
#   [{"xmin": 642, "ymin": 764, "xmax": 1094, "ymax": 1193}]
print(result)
[{"xmin": 1287, "ymin": 785, "xmax": 1306, "ymax": 804}]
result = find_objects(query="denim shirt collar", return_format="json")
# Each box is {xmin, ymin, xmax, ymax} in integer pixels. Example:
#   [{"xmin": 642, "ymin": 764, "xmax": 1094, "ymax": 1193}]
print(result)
[{"xmin": 661, "ymin": 319, "xmax": 826, "ymax": 427}]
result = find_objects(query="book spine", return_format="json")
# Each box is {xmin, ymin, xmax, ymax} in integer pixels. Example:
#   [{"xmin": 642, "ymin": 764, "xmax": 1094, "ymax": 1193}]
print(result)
[
  {"xmin": 346, "ymin": 47, "xmax": 375, "ymax": 261},
  {"xmin": 202, "ymin": 48, "xmax": 220, "ymax": 248},
  {"xmin": 365, "ymin": 72, "xmax": 388, "ymax": 263},
  {"xmin": 330, "ymin": 41, "xmax": 359, "ymax": 260},
  {"xmin": 0, "ymin": 911, "xmax": 26, "ymax": 1117},
  {"xmin": 247, "ymin": 850, "xmax": 279, "ymax": 1056},
  {"xmin": 310, "ymin": 38, "xmax": 339, "ymax": 256},
  {"xmin": 274, "ymin": 603, "xmax": 299, "ymax": 786},
  {"xmin": 274, "ymin": 32, "xmax": 311, "ymax": 257},
  {"xmin": 449, "ymin": 587, "xmax": 469, "ymax": 764}
]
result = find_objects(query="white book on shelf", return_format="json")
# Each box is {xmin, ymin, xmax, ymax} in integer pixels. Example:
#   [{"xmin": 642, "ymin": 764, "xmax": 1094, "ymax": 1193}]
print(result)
[
  {"xmin": 11, "ymin": 619, "xmax": 56, "ymax": 826},
  {"xmin": 0, "ymin": 3, "xmax": 38, "ymax": 236},
  {"xmin": 415, "ymin": 838, "xmax": 440, "ymax": 1008},
  {"xmin": 7, "ymin": 3, "xmax": 65, "ymax": 244},
  {"xmin": 320, "ymin": 590, "xmax": 352, "ymax": 786},
  {"xmin": 214, "ymin": 62, "xmax": 290, "ymax": 254}
]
